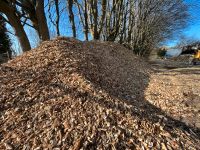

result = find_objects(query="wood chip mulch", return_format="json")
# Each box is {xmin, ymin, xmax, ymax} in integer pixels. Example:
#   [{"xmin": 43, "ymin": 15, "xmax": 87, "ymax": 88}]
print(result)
[{"xmin": 0, "ymin": 37, "xmax": 199, "ymax": 149}]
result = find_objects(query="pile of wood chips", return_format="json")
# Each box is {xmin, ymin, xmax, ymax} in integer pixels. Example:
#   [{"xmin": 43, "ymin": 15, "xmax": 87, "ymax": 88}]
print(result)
[
  {"xmin": 145, "ymin": 67, "xmax": 200, "ymax": 127},
  {"xmin": 0, "ymin": 37, "xmax": 199, "ymax": 149},
  {"xmin": 164, "ymin": 55, "xmax": 193, "ymax": 68}
]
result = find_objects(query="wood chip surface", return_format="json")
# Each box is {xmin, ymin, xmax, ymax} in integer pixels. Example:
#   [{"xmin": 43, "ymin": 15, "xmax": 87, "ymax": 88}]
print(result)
[{"xmin": 0, "ymin": 37, "xmax": 199, "ymax": 149}]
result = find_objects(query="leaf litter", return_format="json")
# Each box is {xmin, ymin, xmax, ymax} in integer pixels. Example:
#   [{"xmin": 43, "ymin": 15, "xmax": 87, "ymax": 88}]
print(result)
[{"xmin": 0, "ymin": 37, "xmax": 199, "ymax": 149}]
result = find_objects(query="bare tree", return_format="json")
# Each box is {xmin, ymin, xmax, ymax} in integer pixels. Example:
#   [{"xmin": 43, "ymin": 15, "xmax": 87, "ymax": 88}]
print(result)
[
  {"xmin": 13, "ymin": 0, "xmax": 50, "ymax": 41},
  {"xmin": 0, "ymin": 0, "xmax": 189, "ymax": 56},
  {"xmin": 0, "ymin": 0, "xmax": 31, "ymax": 52},
  {"xmin": 67, "ymin": 0, "xmax": 76, "ymax": 38},
  {"xmin": 55, "ymin": 0, "xmax": 60, "ymax": 36},
  {"xmin": 74, "ymin": 0, "xmax": 89, "ymax": 40}
]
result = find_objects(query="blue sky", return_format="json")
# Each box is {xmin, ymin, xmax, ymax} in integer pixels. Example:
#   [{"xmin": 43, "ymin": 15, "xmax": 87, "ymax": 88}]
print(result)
[
  {"xmin": 182, "ymin": 0, "xmax": 200, "ymax": 39},
  {"xmin": 7, "ymin": 0, "xmax": 200, "ymax": 53},
  {"xmin": 183, "ymin": 2, "xmax": 200, "ymax": 39},
  {"xmin": 167, "ymin": 0, "xmax": 200, "ymax": 46}
]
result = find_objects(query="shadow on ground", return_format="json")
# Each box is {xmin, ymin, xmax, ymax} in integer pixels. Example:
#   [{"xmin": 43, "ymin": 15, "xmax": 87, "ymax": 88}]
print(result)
[{"xmin": 0, "ymin": 60, "xmax": 200, "ymax": 144}]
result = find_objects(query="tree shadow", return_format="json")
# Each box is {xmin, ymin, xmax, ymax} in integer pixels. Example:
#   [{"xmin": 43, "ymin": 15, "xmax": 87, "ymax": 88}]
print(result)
[
  {"xmin": 0, "ymin": 58, "xmax": 200, "ymax": 145},
  {"xmin": 82, "ymin": 66, "xmax": 200, "ymax": 139}
]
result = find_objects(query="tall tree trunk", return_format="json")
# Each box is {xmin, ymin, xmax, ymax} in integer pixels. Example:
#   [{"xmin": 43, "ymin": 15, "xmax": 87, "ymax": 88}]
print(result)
[
  {"xmin": 0, "ymin": 1, "xmax": 31, "ymax": 52},
  {"xmin": 7, "ymin": 11, "xmax": 31, "ymax": 52},
  {"xmin": 84, "ymin": 0, "xmax": 89, "ymax": 40},
  {"xmin": 98, "ymin": 0, "xmax": 106, "ymax": 35},
  {"xmin": 67, "ymin": 0, "xmax": 76, "ymax": 38},
  {"xmin": 55, "ymin": 0, "xmax": 60, "ymax": 36},
  {"xmin": 119, "ymin": 0, "xmax": 128, "ymax": 44},
  {"xmin": 127, "ymin": 0, "xmax": 133, "ymax": 43},
  {"xmin": 35, "ymin": 0, "xmax": 50, "ymax": 41},
  {"xmin": 91, "ymin": 0, "xmax": 99, "ymax": 39},
  {"xmin": 74, "ymin": 0, "xmax": 87, "ymax": 40}
]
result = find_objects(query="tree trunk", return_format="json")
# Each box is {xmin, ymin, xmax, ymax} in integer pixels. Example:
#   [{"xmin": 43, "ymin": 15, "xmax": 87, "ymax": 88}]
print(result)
[
  {"xmin": 84, "ymin": 0, "xmax": 89, "ymax": 40},
  {"xmin": 0, "ymin": 1, "xmax": 31, "ymax": 52},
  {"xmin": 7, "ymin": 11, "xmax": 31, "ymax": 52},
  {"xmin": 35, "ymin": 0, "xmax": 50, "ymax": 41},
  {"xmin": 98, "ymin": 0, "xmax": 106, "ymax": 35},
  {"xmin": 91, "ymin": 0, "xmax": 99, "ymax": 39},
  {"xmin": 55, "ymin": 0, "xmax": 60, "ymax": 36},
  {"xmin": 67, "ymin": 0, "xmax": 76, "ymax": 38}
]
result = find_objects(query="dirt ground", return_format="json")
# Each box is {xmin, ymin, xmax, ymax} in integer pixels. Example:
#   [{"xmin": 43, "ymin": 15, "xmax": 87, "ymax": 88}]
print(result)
[{"xmin": 146, "ymin": 60, "xmax": 200, "ymax": 130}]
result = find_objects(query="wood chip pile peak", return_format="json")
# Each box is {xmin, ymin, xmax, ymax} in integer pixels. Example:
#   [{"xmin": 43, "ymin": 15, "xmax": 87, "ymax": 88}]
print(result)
[{"xmin": 0, "ymin": 37, "xmax": 199, "ymax": 149}]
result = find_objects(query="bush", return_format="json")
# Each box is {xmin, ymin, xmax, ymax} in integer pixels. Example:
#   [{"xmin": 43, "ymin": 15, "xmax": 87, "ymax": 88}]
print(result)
[{"xmin": 157, "ymin": 49, "xmax": 166, "ymax": 58}]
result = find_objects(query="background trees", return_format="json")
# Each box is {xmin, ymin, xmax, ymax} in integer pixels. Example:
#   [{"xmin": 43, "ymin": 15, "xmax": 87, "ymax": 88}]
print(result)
[
  {"xmin": 0, "ymin": 0, "xmax": 189, "ymax": 57},
  {"xmin": 0, "ymin": 0, "xmax": 31, "ymax": 52},
  {"xmin": 0, "ymin": 14, "xmax": 12, "ymax": 59}
]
